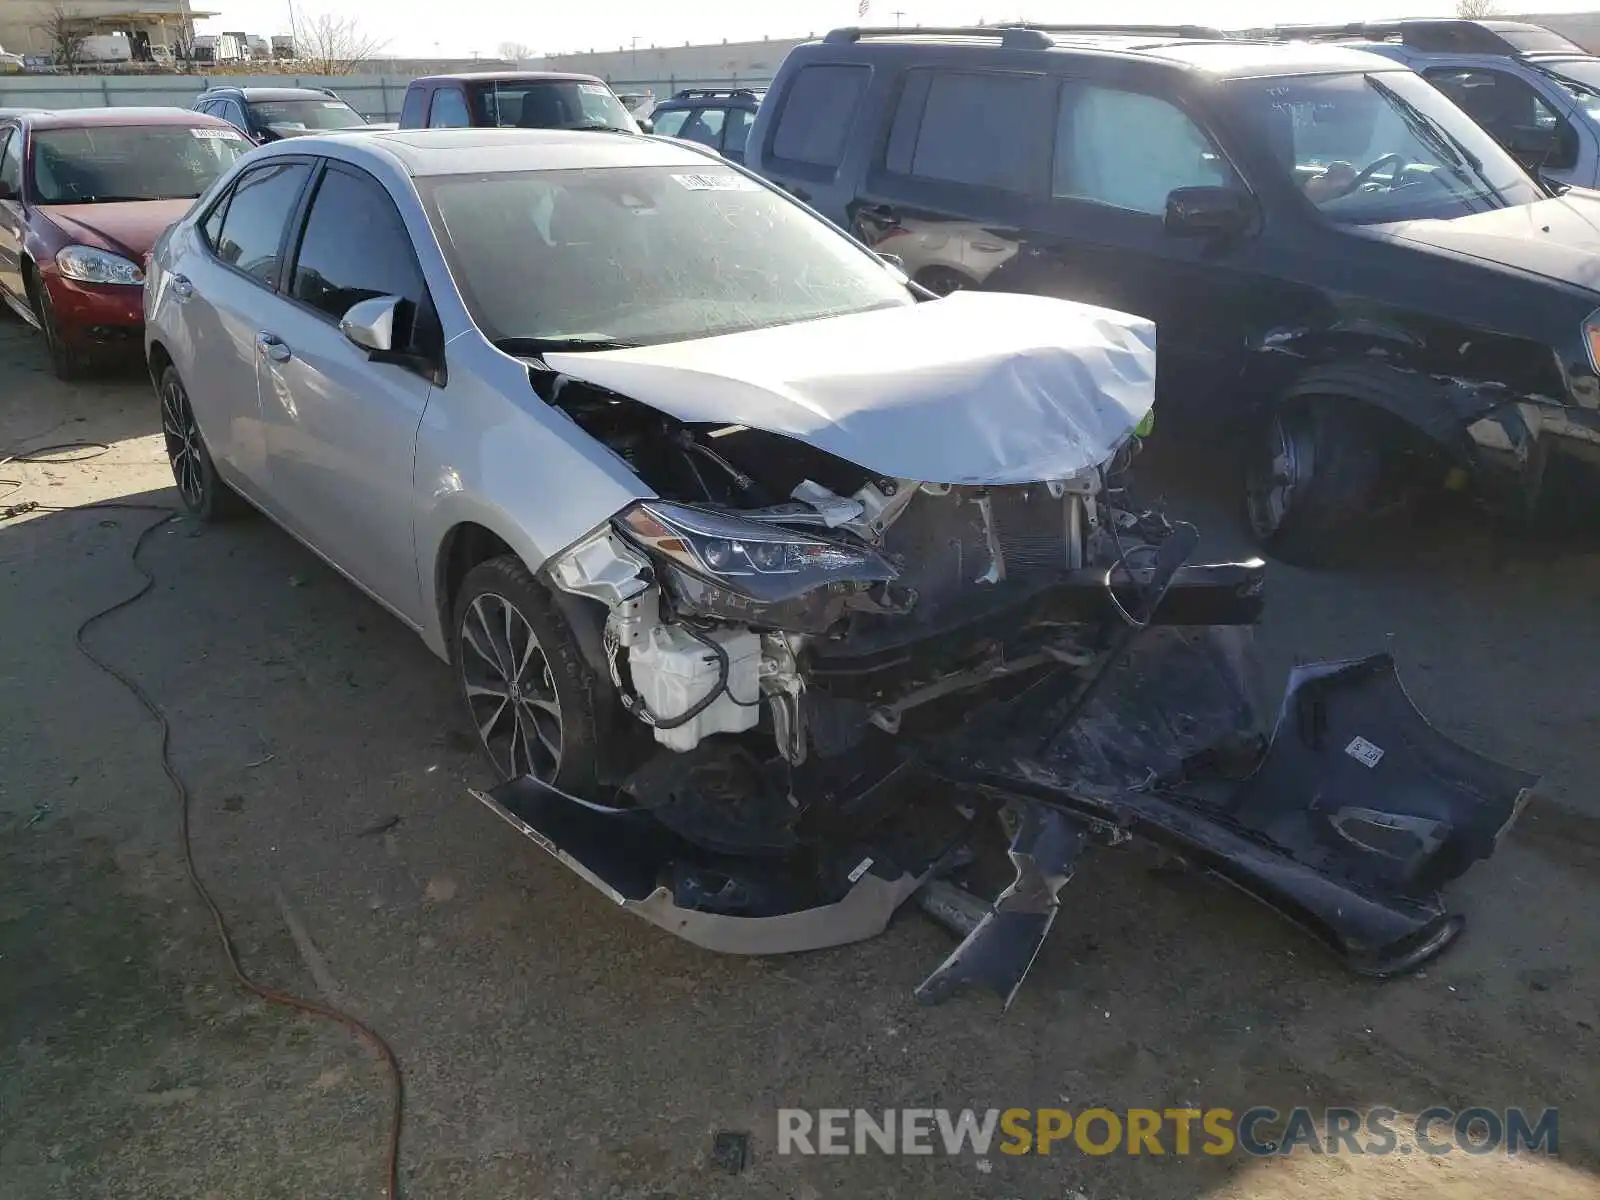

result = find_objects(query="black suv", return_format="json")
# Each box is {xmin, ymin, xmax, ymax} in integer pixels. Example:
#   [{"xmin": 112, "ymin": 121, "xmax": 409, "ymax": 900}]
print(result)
[
  {"xmin": 647, "ymin": 88, "xmax": 765, "ymax": 162},
  {"xmin": 192, "ymin": 86, "xmax": 370, "ymax": 144},
  {"xmin": 749, "ymin": 24, "xmax": 1600, "ymax": 562}
]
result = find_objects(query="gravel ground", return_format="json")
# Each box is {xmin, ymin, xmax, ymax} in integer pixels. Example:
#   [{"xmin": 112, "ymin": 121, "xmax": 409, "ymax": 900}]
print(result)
[{"xmin": 1, "ymin": 314, "xmax": 1597, "ymax": 1200}]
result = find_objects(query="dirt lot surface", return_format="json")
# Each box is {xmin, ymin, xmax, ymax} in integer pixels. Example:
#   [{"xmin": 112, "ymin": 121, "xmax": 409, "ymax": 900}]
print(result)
[{"xmin": 1, "ymin": 315, "xmax": 1597, "ymax": 1200}]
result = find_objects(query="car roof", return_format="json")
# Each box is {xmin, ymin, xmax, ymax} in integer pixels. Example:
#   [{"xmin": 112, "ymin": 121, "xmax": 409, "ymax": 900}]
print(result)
[
  {"xmin": 22, "ymin": 106, "xmax": 240, "ymax": 130},
  {"xmin": 654, "ymin": 88, "xmax": 765, "ymax": 109},
  {"xmin": 267, "ymin": 127, "xmax": 716, "ymax": 177},
  {"xmin": 201, "ymin": 86, "xmax": 342, "ymax": 102},
  {"xmin": 410, "ymin": 71, "xmax": 605, "ymax": 85},
  {"xmin": 812, "ymin": 25, "xmax": 1417, "ymax": 79}
]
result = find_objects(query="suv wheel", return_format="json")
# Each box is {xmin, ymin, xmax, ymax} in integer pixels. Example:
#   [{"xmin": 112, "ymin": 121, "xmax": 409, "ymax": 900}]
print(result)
[
  {"xmin": 1244, "ymin": 398, "xmax": 1383, "ymax": 566},
  {"xmin": 451, "ymin": 555, "xmax": 603, "ymax": 791}
]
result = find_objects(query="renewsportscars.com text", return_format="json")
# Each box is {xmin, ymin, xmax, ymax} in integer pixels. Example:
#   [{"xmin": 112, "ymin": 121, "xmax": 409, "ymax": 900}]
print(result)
[{"xmin": 776, "ymin": 1106, "xmax": 1559, "ymax": 1158}]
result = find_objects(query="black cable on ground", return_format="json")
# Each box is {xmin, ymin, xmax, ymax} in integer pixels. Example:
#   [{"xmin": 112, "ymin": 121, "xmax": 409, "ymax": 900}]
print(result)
[{"xmin": 31, "ymin": 502, "xmax": 406, "ymax": 1199}]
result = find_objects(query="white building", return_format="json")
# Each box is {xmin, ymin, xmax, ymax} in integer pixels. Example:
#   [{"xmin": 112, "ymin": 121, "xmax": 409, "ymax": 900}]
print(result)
[{"xmin": 0, "ymin": 0, "xmax": 210, "ymax": 60}]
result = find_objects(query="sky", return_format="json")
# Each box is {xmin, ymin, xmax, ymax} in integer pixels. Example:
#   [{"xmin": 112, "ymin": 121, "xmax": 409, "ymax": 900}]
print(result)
[{"xmin": 194, "ymin": 0, "xmax": 1600, "ymax": 60}]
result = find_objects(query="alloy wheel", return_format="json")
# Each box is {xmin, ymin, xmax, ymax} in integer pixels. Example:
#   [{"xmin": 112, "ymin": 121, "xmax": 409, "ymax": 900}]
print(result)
[
  {"xmin": 459, "ymin": 592, "xmax": 564, "ymax": 780},
  {"xmin": 1245, "ymin": 410, "xmax": 1311, "ymax": 539},
  {"xmin": 161, "ymin": 376, "xmax": 206, "ymax": 511}
]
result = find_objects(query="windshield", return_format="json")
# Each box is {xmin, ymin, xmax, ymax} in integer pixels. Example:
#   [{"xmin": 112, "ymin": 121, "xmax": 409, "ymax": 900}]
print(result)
[
  {"xmin": 248, "ymin": 98, "xmax": 366, "ymax": 133},
  {"xmin": 1227, "ymin": 69, "xmax": 1544, "ymax": 225},
  {"xmin": 418, "ymin": 164, "xmax": 912, "ymax": 347},
  {"xmin": 31, "ymin": 124, "xmax": 252, "ymax": 204},
  {"xmin": 467, "ymin": 80, "xmax": 638, "ymax": 132},
  {"xmin": 1540, "ymin": 57, "xmax": 1600, "ymax": 122}
]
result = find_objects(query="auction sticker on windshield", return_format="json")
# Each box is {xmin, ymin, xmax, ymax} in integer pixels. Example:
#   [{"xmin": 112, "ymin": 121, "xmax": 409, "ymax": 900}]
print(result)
[
  {"xmin": 672, "ymin": 172, "xmax": 761, "ymax": 191},
  {"xmin": 191, "ymin": 127, "xmax": 246, "ymax": 139}
]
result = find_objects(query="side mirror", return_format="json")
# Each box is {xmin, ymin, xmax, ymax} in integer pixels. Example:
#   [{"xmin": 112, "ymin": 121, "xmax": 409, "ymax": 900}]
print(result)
[
  {"xmin": 1504, "ymin": 126, "xmax": 1556, "ymax": 170},
  {"xmin": 637, "ymin": 116, "xmax": 653, "ymax": 134},
  {"xmin": 1165, "ymin": 186, "xmax": 1253, "ymax": 239},
  {"xmin": 340, "ymin": 295, "xmax": 401, "ymax": 353}
]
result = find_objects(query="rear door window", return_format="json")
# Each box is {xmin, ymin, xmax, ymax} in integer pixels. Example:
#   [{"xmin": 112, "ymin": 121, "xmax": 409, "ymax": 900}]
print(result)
[
  {"xmin": 770, "ymin": 63, "xmax": 870, "ymax": 170},
  {"xmin": 211, "ymin": 160, "xmax": 311, "ymax": 286},
  {"xmin": 1425, "ymin": 66, "xmax": 1578, "ymax": 169},
  {"xmin": 883, "ymin": 69, "xmax": 1045, "ymax": 193},
  {"xmin": 428, "ymin": 87, "xmax": 471, "ymax": 128},
  {"xmin": 0, "ymin": 127, "xmax": 21, "ymax": 196}
]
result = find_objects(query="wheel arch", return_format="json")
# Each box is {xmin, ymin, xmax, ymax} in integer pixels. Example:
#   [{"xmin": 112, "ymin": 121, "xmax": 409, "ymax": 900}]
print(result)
[
  {"xmin": 1275, "ymin": 359, "xmax": 1471, "ymax": 462},
  {"xmin": 430, "ymin": 518, "xmax": 610, "ymax": 679}
]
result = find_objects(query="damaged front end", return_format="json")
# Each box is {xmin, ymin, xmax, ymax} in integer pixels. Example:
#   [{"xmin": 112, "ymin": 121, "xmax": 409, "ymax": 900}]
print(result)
[{"xmin": 471, "ymin": 301, "xmax": 1537, "ymax": 1005}]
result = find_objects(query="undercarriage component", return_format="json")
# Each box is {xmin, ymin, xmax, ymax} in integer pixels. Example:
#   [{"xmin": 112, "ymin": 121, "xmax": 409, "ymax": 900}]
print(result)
[{"xmin": 913, "ymin": 801, "xmax": 1088, "ymax": 1009}]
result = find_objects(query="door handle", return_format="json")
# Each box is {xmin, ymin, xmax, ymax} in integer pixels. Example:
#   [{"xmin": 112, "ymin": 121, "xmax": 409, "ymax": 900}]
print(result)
[
  {"xmin": 170, "ymin": 273, "xmax": 193, "ymax": 299},
  {"xmin": 256, "ymin": 332, "xmax": 291, "ymax": 363}
]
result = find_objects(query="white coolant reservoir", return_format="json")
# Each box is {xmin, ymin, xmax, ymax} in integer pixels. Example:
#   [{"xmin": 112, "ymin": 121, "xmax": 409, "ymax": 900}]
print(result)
[{"xmin": 629, "ymin": 624, "xmax": 762, "ymax": 752}]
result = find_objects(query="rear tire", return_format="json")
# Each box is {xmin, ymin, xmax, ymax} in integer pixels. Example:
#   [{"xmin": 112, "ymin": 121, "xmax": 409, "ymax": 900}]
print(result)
[
  {"xmin": 1244, "ymin": 397, "xmax": 1385, "ymax": 567},
  {"xmin": 451, "ymin": 554, "xmax": 603, "ymax": 791},
  {"xmin": 159, "ymin": 365, "xmax": 247, "ymax": 521}
]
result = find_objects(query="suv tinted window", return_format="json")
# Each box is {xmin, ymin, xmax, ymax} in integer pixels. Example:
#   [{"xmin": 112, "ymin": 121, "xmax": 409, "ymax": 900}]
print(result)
[
  {"xmin": 886, "ymin": 70, "xmax": 1040, "ymax": 192},
  {"xmin": 212, "ymin": 160, "xmax": 311, "ymax": 286},
  {"xmin": 399, "ymin": 86, "xmax": 427, "ymax": 127},
  {"xmin": 771, "ymin": 64, "xmax": 869, "ymax": 168},
  {"xmin": 429, "ymin": 87, "xmax": 471, "ymax": 128},
  {"xmin": 724, "ymin": 107, "xmax": 754, "ymax": 156},
  {"xmin": 1425, "ymin": 67, "xmax": 1577, "ymax": 170},
  {"xmin": 679, "ymin": 107, "xmax": 725, "ymax": 148},
  {"xmin": 651, "ymin": 108, "xmax": 690, "ymax": 137},
  {"xmin": 290, "ymin": 165, "xmax": 425, "ymax": 326},
  {"xmin": 1054, "ymin": 84, "xmax": 1233, "ymax": 215}
]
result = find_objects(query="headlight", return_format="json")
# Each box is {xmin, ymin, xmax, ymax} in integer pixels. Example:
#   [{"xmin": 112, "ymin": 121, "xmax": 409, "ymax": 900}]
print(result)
[
  {"xmin": 1585, "ymin": 311, "xmax": 1600, "ymax": 374},
  {"xmin": 616, "ymin": 501, "xmax": 896, "ymax": 604},
  {"xmin": 56, "ymin": 245, "xmax": 144, "ymax": 286}
]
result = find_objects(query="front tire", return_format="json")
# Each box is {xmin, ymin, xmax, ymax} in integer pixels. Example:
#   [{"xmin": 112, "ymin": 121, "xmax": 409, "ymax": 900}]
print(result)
[
  {"xmin": 33, "ymin": 276, "xmax": 85, "ymax": 381},
  {"xmin": 1244, "ymin": 397, "xmax": 1384, "ymax": 567},
  {"xmin": 451, "ymin": 555, "xmax": 603, "ymax": 790},
  {"xmin": 159, "ymin": 365, "xmax": 247, "ymax": 521}
]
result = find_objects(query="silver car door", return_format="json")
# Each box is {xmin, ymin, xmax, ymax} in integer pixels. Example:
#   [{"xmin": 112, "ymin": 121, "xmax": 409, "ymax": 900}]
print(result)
[
  {"xmin": 0, "ymin": 126, "xmax": 25, "ymax": 306},
  {"xmin": 171, "ymin": 157, "xmax": 313, "ymax": 495},
  {"xmin": 254, "ymin": 160, "xmax": 437, "ymax": 624}
]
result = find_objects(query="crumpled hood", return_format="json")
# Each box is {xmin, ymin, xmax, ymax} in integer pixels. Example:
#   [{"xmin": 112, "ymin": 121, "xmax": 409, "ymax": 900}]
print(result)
[
  {"xmin": 542, "ymin": 291, "xmax": 1156, "ymax": 487},
  {"xmin": 1369, "ymin": 191, "xmax": 1600, "ymax": 295}
]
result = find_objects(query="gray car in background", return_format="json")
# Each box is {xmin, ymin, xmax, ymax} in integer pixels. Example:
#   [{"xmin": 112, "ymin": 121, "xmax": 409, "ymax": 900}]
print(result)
[{"xmin": 142, "ymin": 127, "xmax": 1532, "ymax": 1003}]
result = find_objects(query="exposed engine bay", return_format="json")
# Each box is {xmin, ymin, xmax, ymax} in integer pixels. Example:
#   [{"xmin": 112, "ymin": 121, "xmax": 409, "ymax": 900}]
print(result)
[{"xmin": 470, "ymin": 302, "xmax": 1537, "ymax": 1008}]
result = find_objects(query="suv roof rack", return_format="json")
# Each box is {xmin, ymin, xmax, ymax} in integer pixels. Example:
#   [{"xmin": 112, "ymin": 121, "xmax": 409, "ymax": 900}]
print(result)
[
  {"xmin": 1003, "ymin": 22, "xmax": 1229, "ymax": 40},
  {"xmin": 671, "ymin": 87, "xmax": 761, "ymax": 99},
  {"xmin": 1264, "ymin": 19, "xmax": 1583, "ymax": 57},
  {"xmin": 823, "ymin": 22, "xmax": 1227, "ymax": 48},
  {"xmin": 824, "ymin": 25, "xmax": 1054, "ymax": 48}
]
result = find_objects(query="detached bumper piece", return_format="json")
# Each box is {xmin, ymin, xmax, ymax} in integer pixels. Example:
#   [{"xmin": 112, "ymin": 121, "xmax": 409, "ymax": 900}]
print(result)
[
  {"xmin": 472, "ymin": 774, "xmax": 961, "ymax": 955},
  {"xmin": 929, "ymin": 629, "xmax": 1539, "ymax": 994}
]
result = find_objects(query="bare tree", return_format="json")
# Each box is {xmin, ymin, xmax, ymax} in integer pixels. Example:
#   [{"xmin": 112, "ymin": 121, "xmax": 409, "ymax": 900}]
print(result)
[
  {"xmin": 291, "ymin": 8, "xmax": 385, "ymax": 74},
  {"xmin": 498, "ymin": 40, "xmax": 532, "ymax": 62},
  {"xmin": 36, "ymin": 3, "xmax": 85, "ymax": 69},
  {"xmin": 1456, "ymin": 0, "xmax": 1502, "ymax": 17}
]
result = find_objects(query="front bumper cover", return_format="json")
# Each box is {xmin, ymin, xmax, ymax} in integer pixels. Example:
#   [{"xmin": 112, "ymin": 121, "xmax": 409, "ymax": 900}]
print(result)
[{"xmin": 475, "ymin": 624, "xmax": 1537, "ymax": 1002}]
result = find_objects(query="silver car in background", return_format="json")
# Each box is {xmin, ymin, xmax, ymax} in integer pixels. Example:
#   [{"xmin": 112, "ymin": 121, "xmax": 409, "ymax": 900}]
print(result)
[{"xmin": 143, "ymin": 128, "xmax": 1533, "ymax": 1006}]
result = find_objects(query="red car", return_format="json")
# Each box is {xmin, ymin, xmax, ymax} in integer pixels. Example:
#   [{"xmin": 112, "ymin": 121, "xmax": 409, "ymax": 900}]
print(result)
[{"xmin": 0, "ymin": 107, "xmax": 251, "ymax": 378}]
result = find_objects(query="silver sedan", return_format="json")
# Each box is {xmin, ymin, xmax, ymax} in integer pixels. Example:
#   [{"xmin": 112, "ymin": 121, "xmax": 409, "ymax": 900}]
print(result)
[{"xmin": 144, "ymin": 128, "xmax": 1525, "ymax": 991}]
